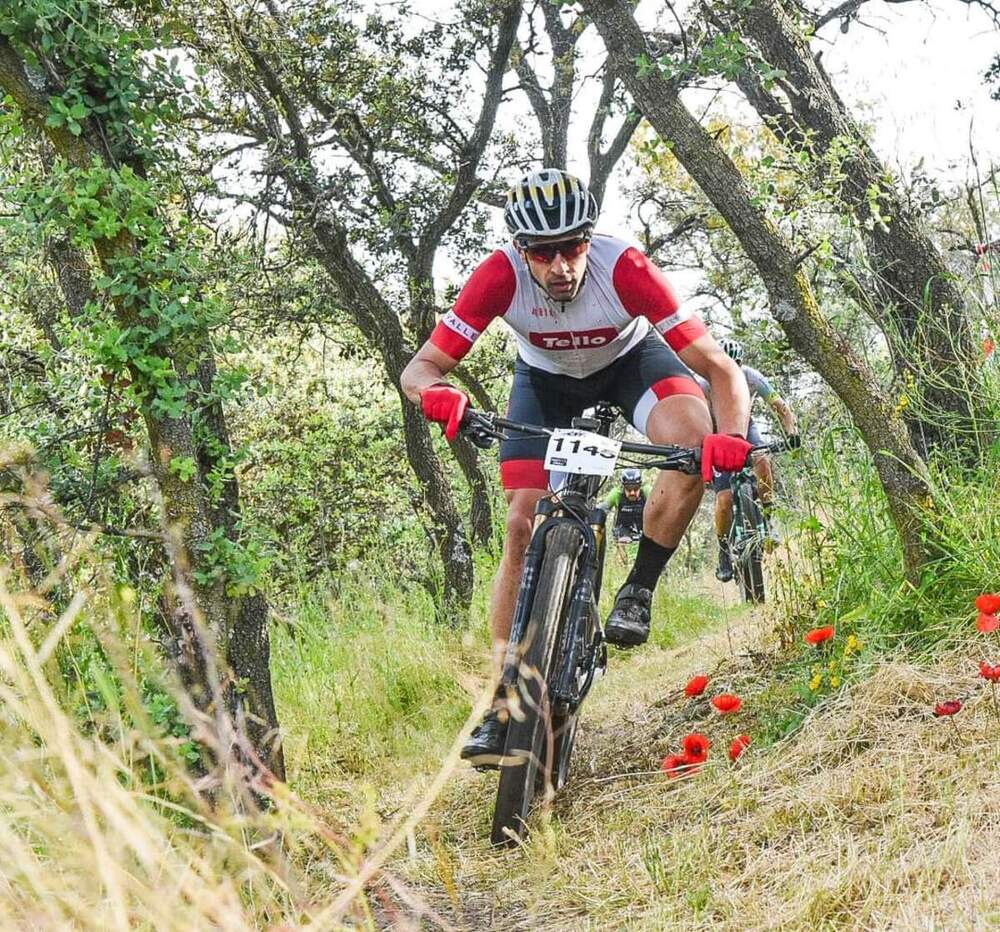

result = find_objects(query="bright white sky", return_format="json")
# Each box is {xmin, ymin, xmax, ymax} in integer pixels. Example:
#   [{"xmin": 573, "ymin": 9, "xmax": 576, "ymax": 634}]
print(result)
[
  {"xmin": 422, "ymin": 0, "xmax": 1000, "ymax": 282},
  {"xmin": 818, "ymin": 1, "xmax": 1000, "ymax": 178},
  {"xmin": 630, "ymin": 0, "xmax": 998, "ymax": 232}
]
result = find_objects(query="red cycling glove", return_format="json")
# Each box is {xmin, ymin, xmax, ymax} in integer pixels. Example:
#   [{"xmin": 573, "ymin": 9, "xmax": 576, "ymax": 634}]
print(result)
[
  {"xmin": 701, "ymin": 433, "xmax": 753, "ymax": 483},
  {"xmin": 420, "ymin": 384, "xmax": 469, "ymax": 441}
]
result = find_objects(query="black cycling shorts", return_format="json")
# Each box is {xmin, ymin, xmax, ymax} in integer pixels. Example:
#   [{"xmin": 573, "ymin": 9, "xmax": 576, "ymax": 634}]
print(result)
[{"xmin": 499, "ymin": 332, "xmax": 705, "ymax": 490}]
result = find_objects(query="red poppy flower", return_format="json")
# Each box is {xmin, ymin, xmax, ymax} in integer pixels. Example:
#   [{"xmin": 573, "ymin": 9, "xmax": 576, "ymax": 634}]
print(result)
[
  {"xmin": 684, "ymin": 675, "xmax": 710, "ymax": 697},
  {"xmin": 729, "ymin": 734, "xmax": 751, "ymax": 762},
  {"xmin": 933, "ymin": 700, "xmax": 962, "ymax": 717},
  {"xmin": 804, "ymin": 625, "xmax": 835, "ymax": 645},
  {"xmin": 979, "ymin": 661, "xmax": 1000, "ymax": 682},
  {"xmin": 711, "ymin": 693, "xmax": 743, "ymax": 714},
  {"xmin": 661, "ymin": 753, "xmax": 695, "ymax": 778},
  {"xmin": 977, "ymin": 613, "xmax": 1000, "ymax": 633},
  {"xmin": 682, "ymin": 733, "xmax": 710, "ymax": 761},
  {"xmin": 975, "ymin": 594, "xmax": 1000, "ymax": 614}
]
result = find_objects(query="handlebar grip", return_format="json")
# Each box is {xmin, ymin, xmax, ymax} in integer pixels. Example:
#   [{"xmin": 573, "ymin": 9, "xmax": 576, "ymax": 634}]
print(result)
[{"xmin": 765, "ymin": 436, "xmax": 800, "ymax": 454}]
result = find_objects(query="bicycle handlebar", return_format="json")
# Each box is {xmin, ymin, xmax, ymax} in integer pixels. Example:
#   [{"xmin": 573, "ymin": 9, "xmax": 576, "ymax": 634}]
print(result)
[{"xmin": 458, "ymin": 409, "xmax": 799, "ymax": 474}]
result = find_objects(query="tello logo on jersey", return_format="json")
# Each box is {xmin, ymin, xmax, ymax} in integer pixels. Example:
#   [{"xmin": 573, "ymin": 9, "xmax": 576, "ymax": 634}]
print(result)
[{"xmin": 529, "ymin": 327, "xmax": 618, "ymax": 350}]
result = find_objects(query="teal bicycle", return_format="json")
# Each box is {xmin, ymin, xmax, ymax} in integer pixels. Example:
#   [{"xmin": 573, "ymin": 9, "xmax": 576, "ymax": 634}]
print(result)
[{"xmin": 726, "ymin": 438, "xmax": 797, "ymax": 603}]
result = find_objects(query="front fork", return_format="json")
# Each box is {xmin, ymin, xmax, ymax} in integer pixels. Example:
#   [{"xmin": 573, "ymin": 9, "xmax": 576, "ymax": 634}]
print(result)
[
  {"xmin": 499, "ymin": 498, "xmax": 560, "ymax": 691},
  {"xmin": 500, "ymin": 501, "xmax": 608, "ymax": 706},
  {"xmin": 554, "ymin": 506, "xmax": 609, "ymax": 705}
]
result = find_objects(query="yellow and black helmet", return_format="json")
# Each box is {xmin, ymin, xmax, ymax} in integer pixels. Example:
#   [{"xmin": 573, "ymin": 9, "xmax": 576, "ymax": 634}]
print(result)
[{"xmin": 504, "ymin": 168, "xmax": 599, "ymax": 243}]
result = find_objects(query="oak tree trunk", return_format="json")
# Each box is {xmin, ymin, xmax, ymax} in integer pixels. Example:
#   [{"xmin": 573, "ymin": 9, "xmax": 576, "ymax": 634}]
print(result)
[{"xmin": 583, "ymin": 0, "xmax": 937, "ymax": 580}]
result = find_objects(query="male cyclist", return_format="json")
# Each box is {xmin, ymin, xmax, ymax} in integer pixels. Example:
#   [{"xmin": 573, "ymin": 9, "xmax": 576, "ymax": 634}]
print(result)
[
  {"xmin": 695, "ymin": 339, "xmax": 798, "ymax": 581},
  {"xmin": 600, "ymin": 469, "xmax": 651, "ymax": 541},
  {"xmin": 401, "ymin": 168, "xmax": 751, "ymax": 763}
]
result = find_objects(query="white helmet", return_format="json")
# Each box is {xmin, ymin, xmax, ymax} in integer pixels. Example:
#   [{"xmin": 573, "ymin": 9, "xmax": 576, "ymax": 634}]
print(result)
[
  {"xmin": 504, "ymin": 168, "xmax": 599, "ymax": 244},
  {"xmin": 721, "ymin": 338, "xmax": 744, "ymax": 364}
]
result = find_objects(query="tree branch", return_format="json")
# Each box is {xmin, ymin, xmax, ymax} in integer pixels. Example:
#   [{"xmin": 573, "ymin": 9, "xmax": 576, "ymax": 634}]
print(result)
[{"xmin": 587, "ymin": 62, "xmax": 642, "ymax": 207}]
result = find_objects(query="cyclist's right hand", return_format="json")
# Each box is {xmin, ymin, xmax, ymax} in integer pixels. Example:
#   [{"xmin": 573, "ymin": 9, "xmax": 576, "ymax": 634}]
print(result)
[
  {"xmin": 420, "ymin": 383, "xmax": 469, "ymax": 441},
  {"xmin": 786, "ymin": 433, "xmax": 802, "ymax": 450}
]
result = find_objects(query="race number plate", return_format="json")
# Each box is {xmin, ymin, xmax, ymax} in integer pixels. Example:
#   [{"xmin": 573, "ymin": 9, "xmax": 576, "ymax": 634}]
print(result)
[{"xmin": 543, "ymin": 429, "xmax": 621, "ymax": 476}]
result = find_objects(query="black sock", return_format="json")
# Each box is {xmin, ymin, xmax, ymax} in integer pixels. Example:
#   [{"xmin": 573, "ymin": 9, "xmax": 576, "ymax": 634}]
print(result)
[
  {"xmin": 625, "ymin": 535, "xmax": 676, "ymax": 591},
  {"xmin": 717, "ymin": 535, "xmax": 729, "ymax": 555}
]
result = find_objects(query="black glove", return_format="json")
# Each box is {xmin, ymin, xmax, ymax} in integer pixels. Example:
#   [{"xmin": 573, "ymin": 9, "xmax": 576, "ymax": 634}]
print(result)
[{"xmin": 786, "ymin": 433, "xmax": 802, "ymax": 450}]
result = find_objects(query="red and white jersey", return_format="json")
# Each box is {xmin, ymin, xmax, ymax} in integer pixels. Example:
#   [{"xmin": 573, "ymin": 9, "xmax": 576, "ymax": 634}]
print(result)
[{"xmin": 429, "ymin": 234, "xmax": 707, "ymax": 379}]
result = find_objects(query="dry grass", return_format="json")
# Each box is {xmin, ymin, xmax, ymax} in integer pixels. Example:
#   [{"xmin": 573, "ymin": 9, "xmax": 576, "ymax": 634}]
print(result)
[
  {"xmin": 3, "ymin": 478, "xmax": 999, "ymax": 930},
  {"xmin": 394, "ymin": 607, "xmax": 1000, "ymax": 931},
  {"xmin": 0, "ymin": 517, "xmax": 488, "ymax": 930}
]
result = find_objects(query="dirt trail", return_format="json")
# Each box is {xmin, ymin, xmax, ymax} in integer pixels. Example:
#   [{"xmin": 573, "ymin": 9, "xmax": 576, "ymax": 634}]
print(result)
[
  {"xmin": 390, "ymin": 571, "xmax": 1000, "ymax": 931},
  {"xmin": 393, "ymin": 574, "xmax": 769, "ymax": 928}
]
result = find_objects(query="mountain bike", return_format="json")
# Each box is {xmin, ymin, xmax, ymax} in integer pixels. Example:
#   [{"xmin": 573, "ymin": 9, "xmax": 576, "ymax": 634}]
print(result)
[
  {"xmin": 460, "ymin": 404, "xmax": 702, "ymax": 847},
  {"xmin": 726, "ymin": 439, "xmax": 798, "ymax": 604}
]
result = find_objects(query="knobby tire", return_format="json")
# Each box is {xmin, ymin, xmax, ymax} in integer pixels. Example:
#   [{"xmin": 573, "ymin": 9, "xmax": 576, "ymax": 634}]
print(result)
[
  {"xmin": 733, "ymin": 484, "xmax": 765, "ymax": 603},
  {"xmin": 491, "ymin": 523, "xmax": 582, "ymax": 847}
]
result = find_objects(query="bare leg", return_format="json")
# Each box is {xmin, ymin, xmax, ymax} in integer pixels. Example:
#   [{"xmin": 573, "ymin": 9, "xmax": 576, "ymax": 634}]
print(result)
[
  {"xmin": 753, "ymin": 454, "xmax": 775, "ymax": 507},
  {"xmin": 641, "ymin": 395, "xmax": 712, "ymax": 546},
  {"xmin": 714, "ymin": 489, "xmax": 734, "ymax": 537}
]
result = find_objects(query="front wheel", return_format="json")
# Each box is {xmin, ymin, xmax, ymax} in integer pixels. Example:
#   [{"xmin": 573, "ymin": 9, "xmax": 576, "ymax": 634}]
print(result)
[
  {"xmin": 491, "ymin": 523, "xmax": 582, "ymax": 847},
  {"xmin": 732, "ymin": 485, "xmax": 765, "ymax": 604}
]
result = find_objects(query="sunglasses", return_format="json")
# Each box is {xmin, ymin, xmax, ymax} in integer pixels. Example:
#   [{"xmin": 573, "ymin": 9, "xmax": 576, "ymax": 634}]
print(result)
[{"xmin": 522, "ymin": 236, "xmax": 591, "ymax": 264}]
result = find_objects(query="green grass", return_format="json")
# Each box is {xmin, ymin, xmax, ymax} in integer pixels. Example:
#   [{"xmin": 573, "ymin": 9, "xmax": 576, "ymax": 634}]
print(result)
[
  {"xmin": 271, "ymin": 570, "xmax": 495, "ymax": 808},
  {"xmin": 648, "ymin": 585, "xmax": 747, "ymax": 650}
]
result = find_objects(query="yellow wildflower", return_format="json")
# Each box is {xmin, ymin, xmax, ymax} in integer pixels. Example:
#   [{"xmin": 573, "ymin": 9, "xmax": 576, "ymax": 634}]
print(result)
[
  {"xmin": 830, "ymin": 676, "xmax": 841, "ymax": 688},
  {"xmin": 809, "ymin": 674, "xmax": 822, "ymax": 691}
]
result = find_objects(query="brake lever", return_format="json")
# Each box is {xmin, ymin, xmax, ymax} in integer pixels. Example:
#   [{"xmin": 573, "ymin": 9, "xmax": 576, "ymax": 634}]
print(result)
[
  {"xmin": 459, "ymin": 410, "xmax": 500, "ymax": 449},
  {"xmin": 466, "ymin": 428, "xmax": 497, "ymax": 450}
]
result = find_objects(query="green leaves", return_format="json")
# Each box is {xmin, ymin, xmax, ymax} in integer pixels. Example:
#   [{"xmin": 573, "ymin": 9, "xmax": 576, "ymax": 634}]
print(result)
[
  {"xmin": 45, "ymin": 95, "xmax": 90, "ymax": 135},
  {"xmin": 193, "ymin": 527, "xmax": 271, "ymax": 598},
  {"xmin": 168, "ymin": 455, "xmax": 197, "ymax": 482}
]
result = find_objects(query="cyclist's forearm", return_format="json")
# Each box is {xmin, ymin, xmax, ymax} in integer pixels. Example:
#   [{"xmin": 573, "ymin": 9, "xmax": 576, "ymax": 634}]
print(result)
[
  {"xmin": 401, "ymin": 346, "xmax": 459, "ymax": 405},
  {"xmin": 771, "ymin": 397, "xmax": 797, "ymax": 434},
  {"xmin": 708, "ymin": 369, "xmax": 751, "ymax": 436},
  {"xmin": 678, "ymin": 336, "xmax": 750, "ymax": 436}
]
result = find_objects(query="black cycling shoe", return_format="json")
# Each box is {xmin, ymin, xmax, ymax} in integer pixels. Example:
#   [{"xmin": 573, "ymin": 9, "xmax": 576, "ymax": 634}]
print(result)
[
  {"xmin": 460, "ymin": 709, "xmax": 508, "ymax": 769},
  {"xmin": 604, "ymin": 583, "xmax": 652, "ymax": 647},
  {"xmin": 715, "ymin": 540, "xmax": 733, "ymax": 582}
]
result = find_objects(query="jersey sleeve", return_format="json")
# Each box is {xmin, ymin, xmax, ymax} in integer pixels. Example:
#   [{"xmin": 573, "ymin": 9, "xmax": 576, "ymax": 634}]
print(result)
[
  {"xmin": 744, "ymin": 366, "xmax": 776, "ymax": 402},
  {"xmin": 612, "ymin": 247, "xmax": 708, "ymax": 352},
  {"xmin": 603, "ymin": 487, "xmax": 622, "ymax": 509},
  {"xmin": 429, "ymin": 250, "xmax": 516, "ymax": 361}
]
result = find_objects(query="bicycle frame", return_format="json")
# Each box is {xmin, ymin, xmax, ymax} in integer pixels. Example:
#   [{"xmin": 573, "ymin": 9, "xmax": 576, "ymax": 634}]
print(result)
[
  {"xmin": 499, "ymin": 406, "xmax": 616, "ymax": 712},
  {"xmin": 462, "ymin": 403, "xmax": 702, "ymax": 714},
  {"xmin": 729, "ymin": 466, "xmax": 768, "ymax": 549}
]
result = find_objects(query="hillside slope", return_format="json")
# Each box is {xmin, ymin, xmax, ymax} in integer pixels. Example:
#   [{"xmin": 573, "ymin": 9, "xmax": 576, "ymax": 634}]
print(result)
[{"xmin": 388, "ymin": 577, "xmax": 1000, "ymax": 931}]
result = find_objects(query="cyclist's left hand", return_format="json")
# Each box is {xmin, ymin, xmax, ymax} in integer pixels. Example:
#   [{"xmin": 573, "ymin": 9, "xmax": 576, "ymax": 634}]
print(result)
[{"xmin": 701, "ymin": 433, "xmax": 753, "ymax": 483}]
